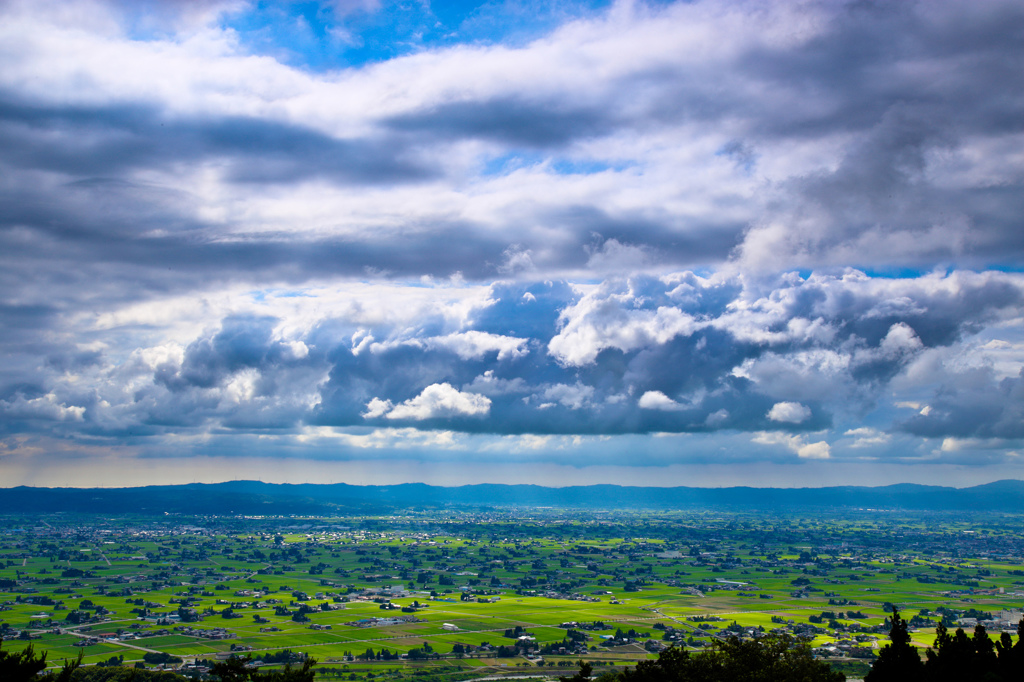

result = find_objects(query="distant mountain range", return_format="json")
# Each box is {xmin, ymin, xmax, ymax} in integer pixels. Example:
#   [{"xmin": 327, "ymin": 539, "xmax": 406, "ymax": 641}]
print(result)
[{"xmin": 1, "ymin": 480, "xmax": 1023, "ymax": 514}]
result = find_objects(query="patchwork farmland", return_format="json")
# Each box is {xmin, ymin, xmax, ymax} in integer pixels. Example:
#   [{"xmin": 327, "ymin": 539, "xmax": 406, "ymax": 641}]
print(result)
[{"xmin": 3, "ymin": 509, "xmax": 1024, "ymax": 680}]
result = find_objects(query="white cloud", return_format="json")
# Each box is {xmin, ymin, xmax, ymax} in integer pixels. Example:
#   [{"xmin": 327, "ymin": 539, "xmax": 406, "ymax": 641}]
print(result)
[
  {"xmin": 224, "ymin": 368, "xmax": 260, "ymax": 404},
  {"xmin": 705, "ymin": 409, "xmax": 729, "ymax": 426},
  {"xmin": 586, "ymin": 239, "xmax": 653, "ymax": 273},
  {"xmin": 752, "ymin": 431, "xmax": 830, "ymax": 459},
  {"xmin": 797, "ymin": 441, "xmax": 831, "ymax": 460},
  {"xmin": 423, "ymin": 331, "xmax": 529, "ymax": 361},
  {"xmin": 730, "ymin": 350, "xmax": 851, "ymax": 402},
  {"xmin": 0, "ymin": 393, "xmax": 85, "ymax": 422},
  {"xmin": 298, "ymin": 426, "xmax": 462, "ymax": 450},
  {"xmin": 498, "ymin": 245, "xmax": 536, "ymax": 275},
  {"xmin": 285, "ymin": 340, "xmax": 309, "ymax": 359},
  {"xmin": 463, "ymin": 371, "xmax": 531, "ymax": 396},
  {"xmin": 843, "ymin": 427, "xmax": 891, "ymax": 448},
  {"xmin": 638, "ymin": 391, "xmax": 683, "ymax": 411},
  {"xmin": 1, "ymin": 0, "xmax": 1024, "ymax": 486},
  {"xmin": 0, "ymin": 0, "xmax": 1018, "ymax": 287},
  {"xmin": 939, "ymin": 437, "xmax": 1010, "ymax": 452},
  {"xmin": 367, "ymin": 331, "xmax": 529, "ymax": 361},
  {"xmin": 541, "ymin": 383, "xmax": 596, "ymax": 410},
  {"xmin": 361, "ymin": 397, "xmax": 393, "ymax": 419},
  {"xmin": 766, "ymin": 401, "xmax": 811, "ymax": 424},
  {"xmin": 549, "ymin": 283, "xmax": 701, "ymax": 366},
  {"xmin": 856, "ymin": 322, "xmax": 923, "ymax": 363},
  {"xmin": 384, "ymin": 383, "xmax": 491, "ymax": 420}
]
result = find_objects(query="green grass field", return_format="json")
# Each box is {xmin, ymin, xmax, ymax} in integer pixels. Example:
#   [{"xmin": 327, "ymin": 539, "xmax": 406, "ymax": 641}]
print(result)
[{"xmin": 1, "ymin": 510, "xmax": 1022, "ymax": 678}]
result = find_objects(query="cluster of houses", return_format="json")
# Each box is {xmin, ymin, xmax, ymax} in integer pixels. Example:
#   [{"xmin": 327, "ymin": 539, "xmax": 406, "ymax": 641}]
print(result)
[
  {"xmin": 955, "ymin": 609, "xmax": 1023, "ymax": 632},
  {"xmin": 72, "ymin": 635, "xmax": 104, "ymax": 647},
  {"xmin": 171, "ymin": 624, "xmax": 233, "ymax": 640},
  {"xmin": 343, "ymin": 615, "xmax": 423, "ymax": 628},
  {"xmin": 70, "ymin": 626, "xmax": 174, "ymax": 646},
  {"xmin": 812, "ymin": 640, "xmax": 877, "ymax": 659},
  {"xmin": 537, "ymin": 590, "xmax": 602, "ymax": 602}
]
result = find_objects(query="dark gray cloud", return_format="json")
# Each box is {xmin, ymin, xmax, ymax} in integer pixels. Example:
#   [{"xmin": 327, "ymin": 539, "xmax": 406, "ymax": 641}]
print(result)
[
  {"xmin": 736, "ymin": 2, "xmax": 1024, "ymax": 137},
  {"xmin": 900, "ymin": 369, "xmax": 1024, "ymax": 440},
  {"xmin": 384, "ymin": 97, "xmax": 618, "ymax": 148},
  {"xmin": 1, "ymin": 0, "xmax": 1023, "ymax": 482},
  {"xmin": 542, "ymin": 206, "xmax": 746, "ymax": 269},
  {"xmin": 0, "ymin": 179, "xmax": 512, "ymax": 311},
  {"xmin": 730, "ymin": 0, "xmax": 1024, "ymax": 269},
  {"xmin": 0, "ymin": 94, "xmax": 433, "ymax": 184},
  {"xmin": 1, "ymin": 0, "xmax": 1022, "ymax": 302},
  {"xmin": 6, "ymin": 270, "xmax": 996, "ymax": 439}
]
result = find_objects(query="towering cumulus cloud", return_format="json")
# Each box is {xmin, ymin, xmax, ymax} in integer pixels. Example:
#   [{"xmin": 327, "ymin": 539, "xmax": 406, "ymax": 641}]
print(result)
[{"xmin": 0, "ymin": 0, "xmax": 1022, "ymax": 486}]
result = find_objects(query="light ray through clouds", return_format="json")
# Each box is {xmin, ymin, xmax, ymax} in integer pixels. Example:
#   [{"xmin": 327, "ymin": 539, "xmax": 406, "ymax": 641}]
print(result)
[{"xmin": 1, "ymin": 0, "xmax": 1023, "ymax": 487}]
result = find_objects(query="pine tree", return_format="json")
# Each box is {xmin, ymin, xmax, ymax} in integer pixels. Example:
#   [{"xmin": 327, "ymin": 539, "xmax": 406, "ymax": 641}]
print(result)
[
  {"xmin": 866, "ymin": 608, "xmax": 924, "ymax": 682},
  {"xmin": 0, "ymin": 641, "xmax": 47, "ymax": 681},
  {"xmin": 994, "ymin": 619, "xmax": 1024, "ymax": 680}
]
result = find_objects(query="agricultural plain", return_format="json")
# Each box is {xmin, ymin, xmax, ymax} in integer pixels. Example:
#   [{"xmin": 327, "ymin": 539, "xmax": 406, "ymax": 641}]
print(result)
[{"xmin": 2, "ymin": 509, "xmax": 1023, "ymax": 679}]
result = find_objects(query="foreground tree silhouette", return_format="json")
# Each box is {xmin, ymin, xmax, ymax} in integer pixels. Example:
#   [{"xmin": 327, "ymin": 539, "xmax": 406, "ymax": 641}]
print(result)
[
  {"xmin": 0, "ymin": 641, "xmax": 47, "ymax": 681},
  {"xmin": 212, "ymin": 655, "xmax": 317, "ymax": 682},
  {"xmin": 865, "ymin": 608, "xmax": 924, "ymax": 682},
  {"xmin": 924, "ymin": 618, "xmax": 1024, "ymax": 682},
  {"xmin": 560, "ymin": 660, "xmax": 594, "ymax": 682},
  {"xmin": 994, "ymin": 619, "xmax": 1024, "ymax": 680},
  {"xmin": 564, "ymin": 633, "xmax": 843, "ymax": 682},
  {"xmin": 0, "ymin": 639, "xmax": 81, "ymax": 682},
  {"xmin": 924, "ymin": 621, "xmax": 974, "ymax": 682}
]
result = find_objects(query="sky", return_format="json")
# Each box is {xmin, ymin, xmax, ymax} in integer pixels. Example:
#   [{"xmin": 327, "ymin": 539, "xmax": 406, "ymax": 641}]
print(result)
[{"xmin": 1, "ymin": 0, "xmax": 1023, "ymax": 489}]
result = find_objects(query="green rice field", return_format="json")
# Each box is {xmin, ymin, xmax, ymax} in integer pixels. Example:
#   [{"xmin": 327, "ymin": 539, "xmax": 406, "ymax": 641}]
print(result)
[{"xmin": 2, "ymin": 509, "xmax": 1022, "ymax": 679}]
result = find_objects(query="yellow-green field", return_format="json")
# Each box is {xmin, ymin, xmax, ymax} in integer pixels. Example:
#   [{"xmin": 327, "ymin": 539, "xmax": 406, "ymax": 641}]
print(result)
[{"xmin": 1, "ymin": 510, "xmax": 1022, "ymax": 680}]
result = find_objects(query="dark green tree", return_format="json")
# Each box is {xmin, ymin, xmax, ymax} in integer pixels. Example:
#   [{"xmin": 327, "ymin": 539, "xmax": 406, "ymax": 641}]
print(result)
[
  {"xmin": 970, "ymin": 623, "xmax": 998, "ymax": 679},
  {"xmin": 0, "ymin": 640, "xmax": 81, "ymax": 682},
  {"xmin": 924, "ymin": 621, "xmax": 974, "ymax": 682},
  {"xmin": 559, "ymin": 660, "xmax": 593, "ymax": 682},
  {"xmin": 212, "ymin": 655, "xmax": 316, "ymax": 682},
  {"xmin": 866, "ymin": 608, "xmax": 924, "ymax": 682},
  {"xmin": 600, "ymin": 635, "xmax": 842, "ymax": 682},
  {"xmin": 74, "ymin": 670, "xmax": 181, "ymax": 681},
  {"xmin": 143, "ymin": 652, "xmax": 183, "ymax": 665},
  {"xmin": 994, "ymin": 619, "xmax": 1024, "ymax": 680},
  {"xmin": 0, "ymin": 641, "xmax": 47, "ymax": 681},
  {"xmin": 711, "ymin": 635, "xmax": 843, "ymax": 682},
  {"xmin": 926, "ymin": 618, "xmax": 1024, "ymax": 682},
  {"xmin": 617, "ymin": 646, "xmax": 693, "ymax": 682}
]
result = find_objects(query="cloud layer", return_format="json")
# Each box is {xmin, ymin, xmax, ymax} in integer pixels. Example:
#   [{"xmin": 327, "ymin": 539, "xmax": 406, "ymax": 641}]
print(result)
[{"xmin": 0, "ymin": 0, "xmax": 1022, "ymax": 486}]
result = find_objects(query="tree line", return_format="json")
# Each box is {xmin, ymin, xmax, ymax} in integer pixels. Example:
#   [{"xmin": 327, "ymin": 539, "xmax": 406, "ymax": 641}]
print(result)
[
  {"xmin": 559, "ymin": 608, "xmax": 1023, "ymax": 682},
  {"xmin": 4, "ymin": 608, "xmax": 1024, "ymax": 682},
  {"xmin": 866, "ymin": 608, "xmax": 1023, "ymax": 682}
]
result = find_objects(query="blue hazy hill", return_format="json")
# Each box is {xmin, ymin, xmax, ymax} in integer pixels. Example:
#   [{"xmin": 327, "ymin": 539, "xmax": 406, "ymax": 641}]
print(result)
[{"xmin": 1, "ymin": 480, "xmax": 1022, "ymax": 514}]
